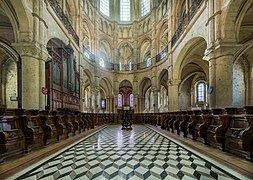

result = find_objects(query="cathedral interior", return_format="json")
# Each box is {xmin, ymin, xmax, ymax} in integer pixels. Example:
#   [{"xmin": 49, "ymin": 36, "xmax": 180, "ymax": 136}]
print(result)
[{"xmin": 0, "ymin": 0, "xmax": 253, "ymax": 179}]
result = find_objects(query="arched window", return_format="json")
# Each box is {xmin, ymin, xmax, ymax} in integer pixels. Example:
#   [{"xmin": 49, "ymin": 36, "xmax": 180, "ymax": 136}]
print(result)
[
  {"xmin": 120, "ymin": 0, "xmax": 131, "ymax": 21},
  {"xmin": 100, "ymin": 0, "xmax": 110, "ymax": 16},
  {"xmin": 141, "ymin": 0, "xmax": 150, "ymax": 16},
  {"xmin": 118, "ymin": 94, "xmax": 123, "ymax": 107},
  {"xmin": 146, "ymin": 57, "xmax": 152, "ymax": 67},
  {"xmin": 129, "ymin": 94, "xmax": 134, "ymax": 107},
  {"xmin": 99, "ymin": 58, "xmax": 105, "ymax": 67},
  {"xmin": 197, "ymin": 82, "xmax": 205, "ymax": 102}
]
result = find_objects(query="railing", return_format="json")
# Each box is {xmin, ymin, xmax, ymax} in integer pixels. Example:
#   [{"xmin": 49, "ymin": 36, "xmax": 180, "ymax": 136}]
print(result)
[
  {"xmin": 83, "ymin": 46, "xmax": 169, "ymax": 71},
  {"xmin": 83, "ymin": 48, "xmax": 95, "ymax": 62},
  {"xmin": 104, "ymin": 61, "xmax": 114, "ymax": 71},
  {"xmin": 48, "ymin": 0, "xmax": 79, "ymax": 46},
  {"xmin": 171, "ymin": 0, "xmax": 204, "ymax": 47},
  {"xmin": 117, "ymin": 63, "xmax": 134, "ymax": 71},
  {"xmin": 156, "ymin": 46, "xmax": 168, "ymax": 62},
  {"xmin": 137, "ymin": 58, "xmax": 152, "ymax": 70}
]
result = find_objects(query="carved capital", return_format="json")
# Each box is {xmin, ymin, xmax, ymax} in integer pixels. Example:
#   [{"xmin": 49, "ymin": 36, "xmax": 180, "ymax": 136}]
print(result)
[{"xmin": 12, "ymin": 42, "xmax": 49, "ymax": 61}]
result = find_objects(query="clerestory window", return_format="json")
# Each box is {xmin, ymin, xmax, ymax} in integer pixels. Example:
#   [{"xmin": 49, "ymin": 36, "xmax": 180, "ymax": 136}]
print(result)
[
  {"xmin": 100, "ymin": 0, "xmax": 110, "ymax": 17},
  {"xmin": 120, "ymin": 0, "xmax": 131, "ymax": 21},
  {"xmin": 141, "ymin": 0, "xmax": 150, "ymax": 16}
]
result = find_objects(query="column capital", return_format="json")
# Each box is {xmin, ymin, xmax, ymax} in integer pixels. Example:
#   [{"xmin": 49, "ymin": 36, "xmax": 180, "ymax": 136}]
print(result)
[
  {"xmin": 12, "ymin": 42, "xmax": 49, "ymax": 61},
  {"xmin": 168, "ymin": 79, "xmax": 181, "ymax": 86},
  {"xmin": 204, "ymin": 42, "xmax": 242, "ymax": 61}
]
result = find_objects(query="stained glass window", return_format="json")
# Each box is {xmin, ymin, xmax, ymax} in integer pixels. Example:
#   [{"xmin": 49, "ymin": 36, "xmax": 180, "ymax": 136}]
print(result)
[
  {"xmin": 118, "ymin": 94, "xmax": 123, "ymax": 107},
  {"xmin": 130, "ymin": 94, "xmax": 134, "ymax": 107}
]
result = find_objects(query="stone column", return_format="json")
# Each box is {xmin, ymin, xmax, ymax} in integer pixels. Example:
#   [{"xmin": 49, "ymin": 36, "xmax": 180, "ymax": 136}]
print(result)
[
  {"xmin": 214, "ymin": 0, "xmax": 221, "ymax": 44},
  {"xmin": 168, "ymin": 79, "xmax": 181, "ymax": 111},
  {"xmin": 79, "ymin": 80, "xmax": 84, "ymax": 112},
  {"xmin": 13, "ymin": 44, "xmax": 48, "ymax": 109},
  {"xmin": 152, "ymin": 89, "xmax": 159, "ymax": 113},
  {"xmin": 110, "ymin": 96, "xmax": 114, "ymax": 113},
  {"xmin": 114, "ymin": 94, "xmax": 118, "ymax": 113},
  {"xmin": 93, "ymin": 88, "xmax": 99, "ymax": 113},
  {"xmin": 138, "ymin": 95, "xmax": 144, "ymax": 113},
  {"xmin": 250, "ymin": 79, "xmax": 253, "ymax": 105},
  {"xmin": 106, "ymin": 96, "xmax": 110, "ymax": 112},
  {"xmin": 208, "ymin": 48, "xmax": 234, "ymax": 108},
  {"xmin": 207, "ymin": 0, "xmax": 215, "ymax": 48}
]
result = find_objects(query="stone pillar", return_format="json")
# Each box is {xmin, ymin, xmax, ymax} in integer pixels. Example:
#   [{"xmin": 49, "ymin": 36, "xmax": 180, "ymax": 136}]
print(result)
[
  {"xmin": 152, "ymin": 89, "xmax": 159, "ymax": 113},
  {"xmin": 207, "ymin": 0, "xmax": 215, "ymax": 47},
  {"xmin": 250, "ymin": 79, "xmax": 253, "ymax": 105},
  {"xmin": 168, "ymin": 79, "xmax": 181, "ymax": 111},
  {"xmin": 79, "ymin": 80, "xmax": 84, "ymax": 112},
  {"xmin": 114, "ymin": 94, "xmax": 118, "ymax": 113},
  {"xmin": 214, "ymin": 0, "xmax": 221, "ymax": 44},
  {"xmin": 138, "ymin": 95, "xmax": 144, "ymax": 113},
  {"xmin": 110, "ymin": 96, "xmax": 114, "ymax": 113},
  {"xmin": 13, "ymin": 44, "xmax": 47, "ymax": 109},
  {"xmin": 93, "ymin": 88, "xmax": 99, "ymax": 113},
  {"xmin": 39, "ymin": 58, "xmax": 46, "ymax": 109},
  {"xmin": 208, "ymin": 48, "xmax": 234, "ymax": 108},
  {"xmin": 106, "ymin": 96, "xmax": 110, "ymax": 112}
]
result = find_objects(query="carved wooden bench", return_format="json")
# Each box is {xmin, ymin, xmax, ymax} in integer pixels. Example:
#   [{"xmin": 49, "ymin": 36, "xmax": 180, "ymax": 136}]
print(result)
[
  {"xmin": 242, "ymin": 106, "xmax": 253, "ymax": 161},
  {"xmin": 62, "ymin": 114, "xmax": 74, "ymax": 138},
  {"xmin": 199, "ymin": 109, "xmax": 212, "ymax": 145},
  {"xmin": 69, "ymin": 114, "xmax": 79, "ymax": 135},
  {"xmin": 25, "ymin": 109, "xmax": 43, "ymax": 151},
  {"xmin": 224, "ymin": 108, "xmax": 247, "ymax": 158},
  {"xmin": 51, "ymin": 111, "xmax": 65, "ymax": 141},
  {"xmin": 180, "ymin": 111, "xmax": 191, "ymax": 138},
  {"xmin": 168, "ymin": 113, "xmax": 176, "ymax": 133},
  {"xmin": 39, "ymin": 110, "xmax": 57, "ymax": 145},
  {"xmin": 215, "ymin": 108, "xmax": 230, "ymax": 151},
  {"xmin": 0, "ymin": 108, "xmax": 25, "ymax": 162},
  {"xmin": 188, "ymin": 110, "xmax": 201, "ymax": 140},
  {"xmin": 174, "ymin": 112, "xmax": 182, "ymax": 135},
  {"xmin": 207, "ymin": 108, "xmax": 223, "ymax": 148}
]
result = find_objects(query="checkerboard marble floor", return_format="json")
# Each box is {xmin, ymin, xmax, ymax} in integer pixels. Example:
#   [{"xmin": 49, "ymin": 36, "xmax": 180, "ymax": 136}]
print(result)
[{"xmin": 12, "ymin": 125, "xmax": 247, "ymax": 180}]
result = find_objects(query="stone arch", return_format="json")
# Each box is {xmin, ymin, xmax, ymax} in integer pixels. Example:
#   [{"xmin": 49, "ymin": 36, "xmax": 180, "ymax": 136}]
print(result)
[
  {"xmin": 119, "ymin": 80, "xmax": 133, "ymax": 106},
  {"xmin": 65, "ymin": 0, "xmax": 79, "ymax": 26},
  {"xmin": 223, "ymin": 0, "xmax": 246, "ymax": 41},
  {"xmin": 139, "ymin": 77, "xmax": 152, "ymax": 112},
  {"xmin": 178, "ymin": 71, "xmax": 206, "ymax": 110},
  {"xmin": 233, "ymin": 56, "xmax": 249, "ymax": 107},
  {"xmin": 234, "ymin": 0, "xmax": 253, "ymax": 42},
  {"xmin": 157, "ymin": 21, "xmax": 168, "ymax": 52},
  {"xmin": 158, "ymin": 69, "xmax": 168, "ymax": 90},
  {"xmin": 100, "ymin": 77, "xmax": 113, "ymax": 96},
  {"xmin": 82, "ymin": 20, "xmax": 93, "ymax": 51},
  {"xmin": 172, "ymin": 0, "xmax": 186, "ymax": 30},
  {"xmin": 83, "ymin": 69, "xmax": 93, "ymax": 87},
  {"xmin": 98, "ymin": 39, "xmax": 112, "ymax": 62},
  {"xmin": 139, "ymin": 39, "xmax": 152, "ymax": 63},
  {"xmin": 173, "ymin": 37, "xmax": 207, "ymax": 80},
  {"xmin": 81, "ymin": 69, "xmax": 93, "ymax": 112},
  {"xmin": 0, "ymin": 40, "xmax": 20, "ymax": 108},
  {"xmin": 1, "ymin": 0, "xmax": 30, "ymax": 42},
  {"xmin": 139, "ymin": 77, "xmax": 152, "ymax": 97}
]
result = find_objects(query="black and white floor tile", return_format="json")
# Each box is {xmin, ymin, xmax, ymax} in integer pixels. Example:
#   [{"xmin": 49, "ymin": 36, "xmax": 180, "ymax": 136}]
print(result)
[{"xmin": 12, "ymin": 125, "xmax": 248, "ymax": 180}]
